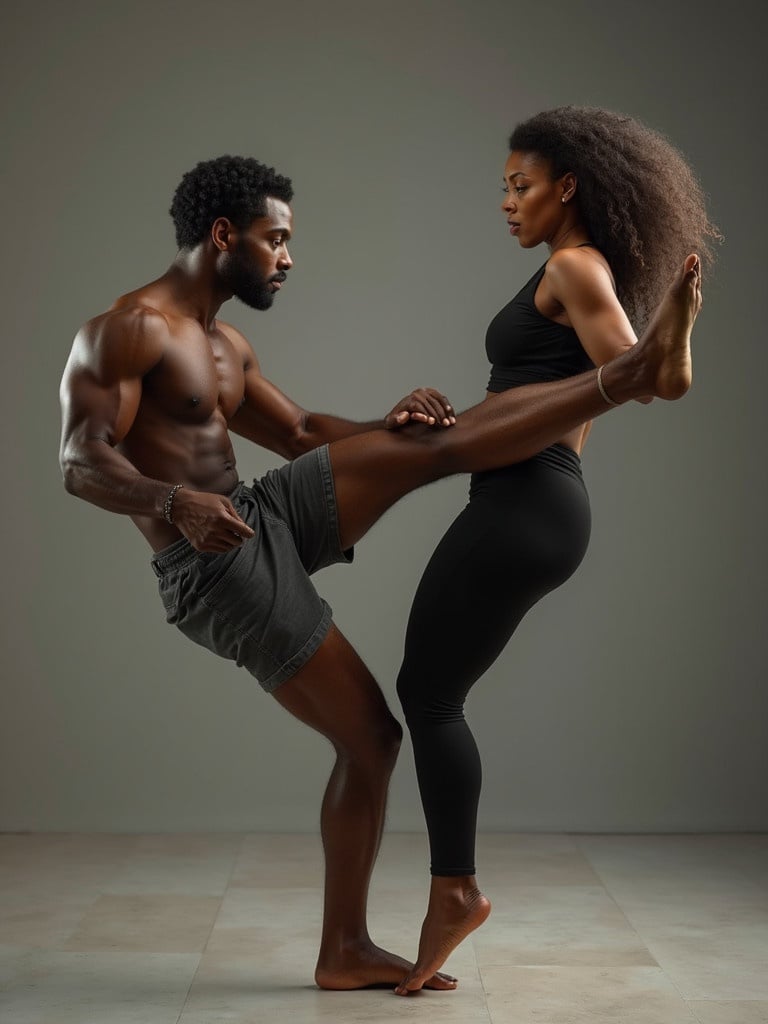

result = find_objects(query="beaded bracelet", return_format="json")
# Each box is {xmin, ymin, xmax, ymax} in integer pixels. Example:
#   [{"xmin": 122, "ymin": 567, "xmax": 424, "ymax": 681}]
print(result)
[{"xmin": 163, "ymin": 484, "xmax": 184, "ymax": 524}]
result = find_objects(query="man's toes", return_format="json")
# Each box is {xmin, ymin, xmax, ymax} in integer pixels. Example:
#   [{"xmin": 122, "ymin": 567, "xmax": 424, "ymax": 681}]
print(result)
[{"xmin": 395, "ymin": 974, "xmax": 418, "ymax": 996}]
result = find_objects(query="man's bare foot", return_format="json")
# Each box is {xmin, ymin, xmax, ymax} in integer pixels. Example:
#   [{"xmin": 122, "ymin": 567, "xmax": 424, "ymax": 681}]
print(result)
[
  {"xmin": 314, "ymin": 940, "xmax": 458, "ymax": 991},
  {"xmin": 394, "ymin": 877, "xmax": 491, "ymax": 996},
  {"xmin": 605, "ymin": 254, "xmax": 702, "ymax": 403}
]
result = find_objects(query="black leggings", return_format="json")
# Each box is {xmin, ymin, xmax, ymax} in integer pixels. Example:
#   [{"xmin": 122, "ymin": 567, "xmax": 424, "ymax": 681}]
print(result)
[{"xmin": 396, "ymin": 444, "xmax": 591, "ymax": 875}]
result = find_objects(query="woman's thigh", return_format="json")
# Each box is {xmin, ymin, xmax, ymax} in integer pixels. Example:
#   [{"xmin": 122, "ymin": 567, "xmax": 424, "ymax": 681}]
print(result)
[{"xmin": 399, "ymin": 461, "xmax": 591, "ymax": 703}]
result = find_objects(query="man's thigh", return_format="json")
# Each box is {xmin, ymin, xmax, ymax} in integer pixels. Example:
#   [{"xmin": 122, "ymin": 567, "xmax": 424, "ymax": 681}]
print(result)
[
  {"xmin": 272, "ymin": 624, "xmax": 400, "ymax": 753},
  {"xmin": 155, "ymin": 496, "xmax": 336, "ymax": 693},
  {"xmin": 256, "ymin": 445, "xmax": 353, "ymax": 574}
]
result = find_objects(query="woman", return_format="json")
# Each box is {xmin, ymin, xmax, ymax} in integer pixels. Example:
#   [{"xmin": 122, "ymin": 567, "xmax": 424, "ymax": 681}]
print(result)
[{"xmin": 394, "ymin": 107, "xmax": 719, "ymax": 994}]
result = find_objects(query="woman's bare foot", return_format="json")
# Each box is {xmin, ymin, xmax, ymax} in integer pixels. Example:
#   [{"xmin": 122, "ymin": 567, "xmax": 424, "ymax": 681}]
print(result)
[
  {"xmin": 604, "ymin": 254, "xmax": 702, "ymax": 403},
  {"xmin": 394, "ymin": 877, "xmax": 491, "ymax": 996},
  {"xmin": 315, "ymin": 940, "xmax": 458, "ymax": 991}
]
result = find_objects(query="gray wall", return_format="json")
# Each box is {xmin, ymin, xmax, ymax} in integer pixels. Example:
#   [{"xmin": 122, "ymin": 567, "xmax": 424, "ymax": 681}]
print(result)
[{"xmin": 1, "ymin": 0, "xmax": 765, "ymax": 833}]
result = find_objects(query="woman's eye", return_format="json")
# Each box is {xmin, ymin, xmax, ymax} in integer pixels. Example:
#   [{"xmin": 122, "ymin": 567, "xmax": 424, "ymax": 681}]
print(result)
[{"xmin": 515, "ymin": 186, "xmax": 528, "ymax": 195}]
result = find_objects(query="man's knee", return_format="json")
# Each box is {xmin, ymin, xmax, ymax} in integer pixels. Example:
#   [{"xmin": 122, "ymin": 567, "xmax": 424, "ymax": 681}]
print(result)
[
  {"xmin": 417, "ymin": 423, "xmax": 465, "ymax": 478},
  {"xmin": 339, "ymin": 712, "xmax": 403, "ymax": 774},
  {"xmin": 389, "ymin": 422, "xmax": 461, "ymax": 482},
  {"xmin": 373, "ymin": 713, "xmax": 403, "ymax": 763}
]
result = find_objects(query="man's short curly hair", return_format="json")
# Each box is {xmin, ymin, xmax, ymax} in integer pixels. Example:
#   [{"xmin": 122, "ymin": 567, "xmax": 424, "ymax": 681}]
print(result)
[
  {"xmin": 509, "ymin": 107, "xmax": 720, "ymax": 328},
  {"xmin": 169, "ymin": 155, "xmax": 294, "ymax": 249}
]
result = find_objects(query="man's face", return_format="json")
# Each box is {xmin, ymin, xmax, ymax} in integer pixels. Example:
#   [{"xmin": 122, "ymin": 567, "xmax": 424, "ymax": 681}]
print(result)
[{"xmin": 219, "ymin": 197, "xmax": 293, "ymax": 310}]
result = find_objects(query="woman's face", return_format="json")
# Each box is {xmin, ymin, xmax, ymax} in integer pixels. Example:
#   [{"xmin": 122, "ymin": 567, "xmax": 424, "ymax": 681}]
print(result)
[{"xmin": 501, "ymin": 151, "xmax": 574, "ymax": 248}]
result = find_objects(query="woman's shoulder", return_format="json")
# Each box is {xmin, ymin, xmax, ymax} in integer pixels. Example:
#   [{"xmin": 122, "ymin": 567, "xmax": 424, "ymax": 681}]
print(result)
[{"xmin": 545, "ymin": 245, "xmax": 615, "ymax": 296}]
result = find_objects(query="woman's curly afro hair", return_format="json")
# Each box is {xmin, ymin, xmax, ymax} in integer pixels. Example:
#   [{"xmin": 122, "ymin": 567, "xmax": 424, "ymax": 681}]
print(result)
[
  {"xmin": 509, "ymin": 107, "xmax": 721, "ymax": 327},
  {"xmin": 170, "ymin": 155, "xmax": 293, "ymax": 249}
]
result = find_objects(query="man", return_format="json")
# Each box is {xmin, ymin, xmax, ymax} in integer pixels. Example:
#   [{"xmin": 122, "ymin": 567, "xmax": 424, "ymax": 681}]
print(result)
[{"xmin": 59, "ymin": 156, "xmax": 700, "ymax": 990}]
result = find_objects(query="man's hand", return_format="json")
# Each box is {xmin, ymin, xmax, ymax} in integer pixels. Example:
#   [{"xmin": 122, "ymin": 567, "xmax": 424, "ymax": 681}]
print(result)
[
  {"xmin": 171, "ymin": 489, "xmax": 255, "ymax": 553},
  {"xmin": 385, "ymin": 388, "xmax": 456, "ymax": 430}
]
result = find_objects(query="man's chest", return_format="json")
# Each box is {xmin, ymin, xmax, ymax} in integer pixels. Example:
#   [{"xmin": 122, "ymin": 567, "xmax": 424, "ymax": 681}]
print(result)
[{"xmin": 143, "ymin": 331, "xmax": 246, "ymax": 421}]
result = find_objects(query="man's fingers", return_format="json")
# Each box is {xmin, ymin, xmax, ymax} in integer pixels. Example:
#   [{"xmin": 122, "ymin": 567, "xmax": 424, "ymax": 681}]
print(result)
[
  {"xmin": 418, "ymin": 388, "xmax": 455, "ymax": 426},
  {"xmin": 387, "ymin": 387, "xmax": 456, "ymax": 429},
  {"xmin": 423, "ymin": 387, "xmax": 453, "ymax": 410},
  {"xmin": 411, "ymin": 389, "xmax": 444, "ymax": 424},
  {"xmin": 195, "ymin": 539, "xmax": 233, "ymax": 553},
  {"xmin": 222, "ymin": 504, "xmax": 255, "ymax": 538}
]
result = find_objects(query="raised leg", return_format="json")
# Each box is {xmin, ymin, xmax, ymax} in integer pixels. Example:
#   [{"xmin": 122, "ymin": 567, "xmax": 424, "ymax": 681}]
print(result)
[
  {"xmin": 272, "ymin": 623, "xmax": 457, "ymax": 991},
  {"xmin": 328, "ymin": 255, "xmax": 701, "ymax": 549}
]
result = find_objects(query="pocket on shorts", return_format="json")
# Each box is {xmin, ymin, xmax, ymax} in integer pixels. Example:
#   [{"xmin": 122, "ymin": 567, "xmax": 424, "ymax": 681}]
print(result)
[
  {"xmin": 158, "ymin": 550, "xmax": 239, "ymax": 626},
  {"xmin": 195, "ymin": 549, "xmax": 241, "ymax": 603},
  {"xmin": 158, "ymin": 569, "xmax": 188, "ymax": 625}
]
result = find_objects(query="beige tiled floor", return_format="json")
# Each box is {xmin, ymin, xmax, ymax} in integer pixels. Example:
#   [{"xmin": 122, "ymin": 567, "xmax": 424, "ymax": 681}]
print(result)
[{"xmin": 1, "ymin": 833, "xmax": 766, "ymax": 1023}]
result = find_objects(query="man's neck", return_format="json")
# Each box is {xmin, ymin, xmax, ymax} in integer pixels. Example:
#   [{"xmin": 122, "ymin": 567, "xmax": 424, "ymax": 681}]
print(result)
[{"xmin": 163, "ymin": 247, "xmax": 231, "ymax": 330}]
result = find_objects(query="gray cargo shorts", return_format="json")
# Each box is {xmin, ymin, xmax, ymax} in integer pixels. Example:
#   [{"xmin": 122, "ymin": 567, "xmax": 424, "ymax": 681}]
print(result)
[{"xmin": 151, "ymin": 445, "xmax": 353, "ymax": 692}]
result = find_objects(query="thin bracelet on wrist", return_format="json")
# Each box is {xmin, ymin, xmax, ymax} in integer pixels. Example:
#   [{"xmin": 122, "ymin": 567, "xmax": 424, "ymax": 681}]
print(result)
[{"xmin": 597, "ymin": 365, "xmax": 619, "ymax": 407}]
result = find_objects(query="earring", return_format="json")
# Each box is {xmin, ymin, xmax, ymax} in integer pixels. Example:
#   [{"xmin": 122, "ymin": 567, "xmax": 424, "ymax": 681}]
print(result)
[{"xmin": 562, "ymin": 196, "xmax": 567, "ymax": 203}]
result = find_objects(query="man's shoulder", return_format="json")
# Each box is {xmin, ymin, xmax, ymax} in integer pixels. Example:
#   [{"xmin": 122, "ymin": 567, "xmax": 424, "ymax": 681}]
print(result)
[
  {"xmin": 72, "ymin": 301, "xmax": 172, "ymax": 380},
  {"xmin": 80, "ymin": 298, "xmax": 175, "ymax": 351}
]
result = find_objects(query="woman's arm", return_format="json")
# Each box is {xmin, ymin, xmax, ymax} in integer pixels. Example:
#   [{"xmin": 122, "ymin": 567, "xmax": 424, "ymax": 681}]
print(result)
[{"xmin": 544, "ymin": 248, "xmax": 652, "ymax": 404}]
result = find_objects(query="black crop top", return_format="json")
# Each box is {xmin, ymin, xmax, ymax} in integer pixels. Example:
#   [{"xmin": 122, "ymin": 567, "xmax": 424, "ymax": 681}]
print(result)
[{"xmin": 486, "ymin": 260, "xmax": 594, "ymax": 392}]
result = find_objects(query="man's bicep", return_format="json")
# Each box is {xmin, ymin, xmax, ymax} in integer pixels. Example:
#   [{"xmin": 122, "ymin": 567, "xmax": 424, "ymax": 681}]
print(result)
[
  {"xmin": 60, "ymin": 362, "xmax": 143, "ymax": 452},
  {"xmin": 60, "ymin": 311, "xmax": 164, "ymax": 452},
  {"xmin": 230, "ymin": 368, "xmax": 308, "ymax": 453}
]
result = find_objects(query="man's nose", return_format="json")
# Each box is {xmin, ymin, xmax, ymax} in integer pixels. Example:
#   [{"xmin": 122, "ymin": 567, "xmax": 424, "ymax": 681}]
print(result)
[{"xmin": 278, "ymin": 247, "xmax": 293, "ymax": 270}]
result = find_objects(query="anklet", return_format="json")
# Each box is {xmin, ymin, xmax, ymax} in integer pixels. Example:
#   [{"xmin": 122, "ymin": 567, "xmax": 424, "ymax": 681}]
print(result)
[{"xmin": 597, "ymin": 365, "xmax": 619, "ymax": 407}]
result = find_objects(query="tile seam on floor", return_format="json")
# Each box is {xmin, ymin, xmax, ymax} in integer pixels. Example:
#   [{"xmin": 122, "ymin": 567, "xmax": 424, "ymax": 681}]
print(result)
[
  {"xmin": 174, "ymin": 831, "xmax": 248, "ymax": 1024},
  {"xmin": 685, "ymin": 999, "xmax": 706, "ymax": 1024},
  {"xmin": 573, "ymin": 834, "xmax": 660, "ymax": 957},
  {"xmin": 574, "ymin": 833, "xmax": 703, "ymax": 1013}
]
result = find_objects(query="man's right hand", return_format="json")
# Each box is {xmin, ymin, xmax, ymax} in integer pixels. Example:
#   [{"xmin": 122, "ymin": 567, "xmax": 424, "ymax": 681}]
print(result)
[
  {"xmin": 171, "ymin": 489, "xmax": 255, "ymax": 552},
  {"xmin": 385, "ymin": 388, "xmax": 456, "ymax": 429}
]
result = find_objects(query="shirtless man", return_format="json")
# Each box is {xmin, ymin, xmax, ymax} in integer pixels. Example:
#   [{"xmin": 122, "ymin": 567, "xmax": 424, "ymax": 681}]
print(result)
[{"xmin": 59, "ymin": 156, "xmax": 701, "ymax": 991}]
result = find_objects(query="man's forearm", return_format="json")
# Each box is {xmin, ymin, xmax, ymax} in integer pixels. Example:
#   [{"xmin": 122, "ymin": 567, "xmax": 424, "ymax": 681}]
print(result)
[
  {"xmin": 297, "ymin": 412, "xmax": 385, "ymax": 452},
  {"xmin": 61, "ymin": 441, "xmax": 171, "ymax": 518}
]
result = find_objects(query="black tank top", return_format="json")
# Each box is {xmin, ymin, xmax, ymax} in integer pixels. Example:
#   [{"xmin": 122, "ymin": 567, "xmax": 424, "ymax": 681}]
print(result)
[{"xmin": 485, "ymin": 253, "xmax": 595, "ymax": 392}]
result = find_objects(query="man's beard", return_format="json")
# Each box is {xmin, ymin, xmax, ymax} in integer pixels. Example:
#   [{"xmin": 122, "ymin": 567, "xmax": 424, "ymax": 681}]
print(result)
[{"xmin": 220, "ymin": 243, "xmax": 276, "ymax": 311}]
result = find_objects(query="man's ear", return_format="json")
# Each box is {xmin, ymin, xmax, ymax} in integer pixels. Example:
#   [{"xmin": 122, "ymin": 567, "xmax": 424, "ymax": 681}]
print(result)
[{"xmin": 211, "ymin": 217, "xmax": 235, "ymax": 252}]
